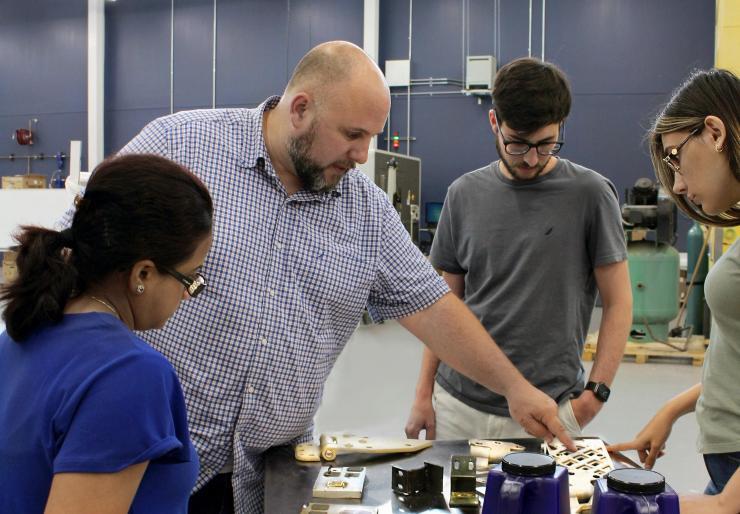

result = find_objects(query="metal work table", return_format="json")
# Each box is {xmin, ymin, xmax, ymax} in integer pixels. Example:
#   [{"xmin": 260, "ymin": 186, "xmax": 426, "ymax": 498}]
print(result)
[{"xmin": 264, "ymin": 438, "xmax": 543, "ymax": 513}]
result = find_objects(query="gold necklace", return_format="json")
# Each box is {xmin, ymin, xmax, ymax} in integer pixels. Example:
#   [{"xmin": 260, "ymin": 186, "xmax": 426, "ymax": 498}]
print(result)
[{"xmin": 89, "ymin": 295, "xmax": 120, "ymax": 319}]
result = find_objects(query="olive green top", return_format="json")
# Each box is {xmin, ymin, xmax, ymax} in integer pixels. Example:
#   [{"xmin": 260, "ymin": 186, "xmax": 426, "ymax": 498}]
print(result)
[{"xmin": 696, "ymin": 238, "xmax": 740, "ymax": 454}]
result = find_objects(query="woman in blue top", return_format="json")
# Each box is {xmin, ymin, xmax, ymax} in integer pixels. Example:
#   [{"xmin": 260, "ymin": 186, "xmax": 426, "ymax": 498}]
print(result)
[
  {"xmin": 0, "ymin": 154, "xmax": 213, "ymax": 513},
  {"xmin": 610, "ymin": 69, "xmax": 740, "ymax": 514}
]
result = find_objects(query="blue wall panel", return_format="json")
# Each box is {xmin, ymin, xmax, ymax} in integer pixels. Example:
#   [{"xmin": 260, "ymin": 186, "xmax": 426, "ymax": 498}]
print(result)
[
  {"xmin": 0, "ymin": 0, "xmax": 86, "ymax": 177},
  {"xmin": 381, "ymin": 0, "xmax": 713, "ymax": 249},
  {"xmin": 217, "ymin": 0, "xmax": 290, "ymax": 107},
  {"xmin": 286, "ymin": 0, "xmax": 364, "ymax": 76},
  {"xmin": 545, "ymin": 0, "xmax": 715, "ymax": 94},
  {"xmin": 174, "ymin": 0, "xmax": 215, "ymax": 110},
  {"xmin": 1, "ymin": 0, "xmax": 715, "ymax": 248},
  {"xmin": 105, "ymin": 0, "xmax": 170, "ymax": 111}
]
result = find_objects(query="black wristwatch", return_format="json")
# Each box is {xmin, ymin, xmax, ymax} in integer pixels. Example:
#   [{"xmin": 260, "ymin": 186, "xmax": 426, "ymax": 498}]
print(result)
[{"xmin": 585, "ymin": 381, "xmax": 611, "ymax": 402}]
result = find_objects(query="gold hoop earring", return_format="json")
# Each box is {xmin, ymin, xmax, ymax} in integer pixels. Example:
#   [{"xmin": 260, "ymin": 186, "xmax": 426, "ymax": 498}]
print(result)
[
  {"xmin": 716, "ymin": 145, "xmax": 724, "ymax": 153},
  {"xmin": 136, "ymin": 284, "xmax": 145, "ymax": 294}
]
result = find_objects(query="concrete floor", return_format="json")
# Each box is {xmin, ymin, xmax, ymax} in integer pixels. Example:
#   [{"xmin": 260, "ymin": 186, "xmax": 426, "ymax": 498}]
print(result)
[{"xmin": 315, "ymin": 317, "xmax": 708, "ymax": 495}]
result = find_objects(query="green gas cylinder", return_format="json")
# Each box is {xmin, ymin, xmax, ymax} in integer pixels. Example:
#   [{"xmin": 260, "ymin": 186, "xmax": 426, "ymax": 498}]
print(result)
[
  {"xmin": 628, "ymin": 240, "xmax": 680, "ymax": 342},
  {"xmin": 686, "ymin": 222, "xmax": 708, "ymax": 335}
]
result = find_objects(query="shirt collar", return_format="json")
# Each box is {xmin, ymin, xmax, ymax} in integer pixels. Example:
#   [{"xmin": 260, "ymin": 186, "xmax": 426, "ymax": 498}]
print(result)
[{"xmin": 245, "ymin": 95, "xmax": 280, "ymax": 175}]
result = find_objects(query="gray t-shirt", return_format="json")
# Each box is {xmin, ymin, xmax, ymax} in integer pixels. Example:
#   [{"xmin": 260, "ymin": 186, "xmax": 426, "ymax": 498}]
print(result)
[
  {"xmin": 431, "ymin": 159, "xmax": 627, "ymax": 416},
  {"xmin": 696, "ymin": 237, "xmax": 740, "ymax": 454}
]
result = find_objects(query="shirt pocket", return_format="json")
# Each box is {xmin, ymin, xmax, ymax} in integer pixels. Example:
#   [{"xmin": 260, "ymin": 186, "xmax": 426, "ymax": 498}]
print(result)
[{"xmin": 288, "ymin": 238, "xmax": 376, "ymax": 328}]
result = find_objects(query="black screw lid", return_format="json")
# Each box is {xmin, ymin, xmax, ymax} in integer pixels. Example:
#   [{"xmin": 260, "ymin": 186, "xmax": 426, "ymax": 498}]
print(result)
[
  {"xmin": 501, "ymin": 452, "xmax": 556, "ymax": 477},
  {"xmin": 606, "ymin": 469, "xmax": 666, "ymax": 495}
]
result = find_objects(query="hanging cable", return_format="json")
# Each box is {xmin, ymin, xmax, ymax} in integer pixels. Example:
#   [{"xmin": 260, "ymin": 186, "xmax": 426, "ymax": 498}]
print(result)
[
  {"xmin": 212, "ymin": 0, "xmax": 217, "ymax": 108},
  {"xmin": 170, "ymin": 0, "xmax": 174, "ymax": 114},
  {"xmin": 461, "ymin": 0, "xmax": 466, "ymax": 86},
  {"xmin": 644, "ymin": 225, "xmax": 711, "ymax": 351},
  {"xmin": 541, "ymin": 0, "xmax": 546, "ymax": 59},
  {"xmin": 406, "ymin": 0, "xmax": 412, "ymax": 156},
  {"xmin": 528, "ymin": 0, "xmax": 532, "ymax": 57}
]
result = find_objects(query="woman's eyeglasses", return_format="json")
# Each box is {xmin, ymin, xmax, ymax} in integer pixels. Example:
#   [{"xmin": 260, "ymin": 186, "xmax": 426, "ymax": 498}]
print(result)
[
  {"xmin": 662, "ymin": 128, "xmax": 701, "ymax": 174},
  {"xmin": 158, "ymin": 265, "xmax": 206, "ymax": 297}
]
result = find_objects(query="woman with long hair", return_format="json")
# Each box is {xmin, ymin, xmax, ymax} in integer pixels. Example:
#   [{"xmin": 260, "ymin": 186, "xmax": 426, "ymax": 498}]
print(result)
[
  {"xmin": 0, "ymin": 154, "xmax": 213, "ymax": 513},
  {"xmin": 610, "ymin": 69, "xmax": 740, "ymax": 514}
]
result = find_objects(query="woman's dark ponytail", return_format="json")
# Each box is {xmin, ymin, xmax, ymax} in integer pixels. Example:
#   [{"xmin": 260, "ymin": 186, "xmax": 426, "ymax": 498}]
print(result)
[
  {"xmin": 1, "ymin": 228, "xmax": 78, "ymax": 341},
  {"xmin": 1, "ymin": 153, "xmax": 213, "ymax": 342}
]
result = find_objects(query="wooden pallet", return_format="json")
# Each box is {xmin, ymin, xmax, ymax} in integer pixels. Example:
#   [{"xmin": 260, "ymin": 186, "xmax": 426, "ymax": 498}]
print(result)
[{"xmin": 583, "ymin": 333, "xmax": 706, "ymax": 366}]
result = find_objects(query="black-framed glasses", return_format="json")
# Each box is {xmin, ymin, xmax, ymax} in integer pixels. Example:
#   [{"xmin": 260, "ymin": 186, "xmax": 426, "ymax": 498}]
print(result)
[
  {"xmin": 494, "ymin": 111, "xmax": 565, "ymax": 156},
  {"xmin": 159, "ymin": 265, "xmax": 206, "ymax": 298},
  {"xmin": 662, "ymin": 127, "xmax": 701, "ymax": 175}
]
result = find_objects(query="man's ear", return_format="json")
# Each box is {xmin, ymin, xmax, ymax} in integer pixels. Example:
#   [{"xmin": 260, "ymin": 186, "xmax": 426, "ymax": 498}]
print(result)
[
  {"xmin": 488, "ymin": 109, "xmax": 499, "ymax": 135},
  {"xmin": 289, "ymin": 92, "xmax": 313, "ymax": 130}
]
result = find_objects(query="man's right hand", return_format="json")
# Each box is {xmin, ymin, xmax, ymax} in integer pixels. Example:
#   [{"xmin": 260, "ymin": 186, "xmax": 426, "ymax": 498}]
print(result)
[
  {"xmin": 507, "ymin": 383, "xmax": 576, "ymax": 451},
  {"xmin": 404, "ymin": 396, "xmax": 436, "ymax": 440}
]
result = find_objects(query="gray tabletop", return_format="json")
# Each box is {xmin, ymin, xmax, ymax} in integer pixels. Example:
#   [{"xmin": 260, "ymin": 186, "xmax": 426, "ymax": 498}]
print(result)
[{"xmin": 264, "ymin": 438, "xmax": 543, "ymax": 513}]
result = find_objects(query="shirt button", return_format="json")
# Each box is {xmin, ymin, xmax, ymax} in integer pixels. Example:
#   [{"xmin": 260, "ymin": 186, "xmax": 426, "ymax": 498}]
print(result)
[
  {"xmin": 247, "ymin": 386, "xmax": 255, "ymax": 394},
  {"xmin": 260, "ymin": 337, "xmax": 268, "ymax": 345},
  {"xmin": 274, "ymin": 242, "xmax": 283, "ymax": 250},
  {"xmin": 268, "ymin": 289, "xmax": 276, "ymax": 297}
]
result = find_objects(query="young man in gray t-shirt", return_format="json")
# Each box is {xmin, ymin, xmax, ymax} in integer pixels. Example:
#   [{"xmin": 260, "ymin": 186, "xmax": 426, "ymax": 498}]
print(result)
[{"xmin": 405, "ymin": 57, "xmax": 633, "ymax": 440}]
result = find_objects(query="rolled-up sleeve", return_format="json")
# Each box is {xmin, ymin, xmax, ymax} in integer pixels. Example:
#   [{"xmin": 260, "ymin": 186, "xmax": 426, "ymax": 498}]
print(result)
[{"xmin": 366, "ymin": 199, "xmax": 449, "ymax": 321}]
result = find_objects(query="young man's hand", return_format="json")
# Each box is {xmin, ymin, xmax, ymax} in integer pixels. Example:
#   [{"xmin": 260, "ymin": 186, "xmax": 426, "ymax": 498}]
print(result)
[{"xmin": 404, "ymin": 395, "xmax": 436, "ymax": 440}]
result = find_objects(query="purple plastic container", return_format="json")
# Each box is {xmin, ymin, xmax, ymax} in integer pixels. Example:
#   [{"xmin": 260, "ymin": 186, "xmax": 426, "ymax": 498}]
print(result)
[
  {"xmin": 482, "ymin": 452, "xmax": 570, "ymax": 514},
  {"xmin": 592, "ymin": 469, "xmax": 680, "ymax": 514}
]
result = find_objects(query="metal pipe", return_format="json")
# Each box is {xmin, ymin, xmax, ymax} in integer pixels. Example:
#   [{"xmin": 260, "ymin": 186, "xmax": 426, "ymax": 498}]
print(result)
[
  {"xmin": 466, "ymin": 0, "xmax": 470, "ymax": 71},
  {"xmin": 87, "ymin": 0, "xmax": 105, "ymax": 171},
  {"xmin": 461, "ymin": 0, "xmax": 465, "ymax": 87},
  {"xmin": 0, "ymin": 154, "xmax": 60, "ymax": 161},
  {"xmin": 409, "ymin": 78, "xmax": 463, "ymax": 85},
  {"xmin": 497, "ymin": 0, "xmax": 501, "ymax": 63},
  {"xmin": 363, "ymin": 0, "xmax": 379, "ymax": 62},
  {"xmin": 391, "ymin": 90, "xmax": 463, "ymax": 98},
  {"xmin": 386, "ymin": 105, "xmax": 391, "ymax": 152},
  {"xmin": 170, "ymin": 0, "xmax": 174, "ymax": 114},
  {"xmin": 541, "ymin": 0, "xmax": 546, "ymax": 59},
  {"xmin": 212, "ymin": 0, "xmax": 217, "ymax": 108},
  {"xmin": 363, "ymin": 0, "xmax": 380, "ymax": 150},
  {"xmin": 407, "ymin": 0, "xmax": 412, "ymax": 156},
  {"xmin": 528, "ymin": 0, "xmax": 532, "ymax": 57}
]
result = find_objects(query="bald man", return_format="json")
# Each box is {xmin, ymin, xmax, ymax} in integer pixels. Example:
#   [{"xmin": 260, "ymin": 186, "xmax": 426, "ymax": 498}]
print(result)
[{"xmin": 115, "ymin": 41, "xmax": 574, "ymax": 514}]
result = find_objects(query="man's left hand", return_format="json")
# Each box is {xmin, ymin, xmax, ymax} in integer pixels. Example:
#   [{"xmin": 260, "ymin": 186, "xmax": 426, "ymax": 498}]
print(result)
[{"xmin": 569, "ymin": 391, "xmax": 604, "ymax": 428}]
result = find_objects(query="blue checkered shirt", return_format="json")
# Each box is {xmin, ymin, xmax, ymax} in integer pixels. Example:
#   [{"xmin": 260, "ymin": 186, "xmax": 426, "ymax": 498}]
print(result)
[{"xmin": 114, "ymin": 97, "xmax": 448, "ymax": 513}]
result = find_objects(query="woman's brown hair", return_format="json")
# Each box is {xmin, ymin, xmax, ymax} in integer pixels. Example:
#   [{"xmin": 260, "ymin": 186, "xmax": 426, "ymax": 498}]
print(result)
[{"xmin": 649, "ymin": 68, "xmax": 740, "ymax": 227}]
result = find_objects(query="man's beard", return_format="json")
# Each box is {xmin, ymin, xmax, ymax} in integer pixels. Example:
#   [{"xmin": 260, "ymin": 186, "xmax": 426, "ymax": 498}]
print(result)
[
  {"xmin": 495, "ymin": 138, "xmax": 549, "ymax": 181},
  {"xmin": 287, "ymin": 121, "xmax": 353, "ymax": 193}
]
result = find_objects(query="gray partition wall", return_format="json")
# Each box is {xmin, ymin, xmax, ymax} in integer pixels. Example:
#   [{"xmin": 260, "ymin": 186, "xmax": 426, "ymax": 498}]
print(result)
[{"xmin": 0, "ymin": 0, "xmax": 714, "ymax": 248}]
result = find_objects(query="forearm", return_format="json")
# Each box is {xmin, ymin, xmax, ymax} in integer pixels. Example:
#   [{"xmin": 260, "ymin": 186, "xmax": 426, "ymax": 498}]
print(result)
[
  {"xmin": 662, "ymin": 383, "xmax": 702, "ymax": 420},
  {"xmin": 410, "ymin": 271, "xmax": 460, "ymax": 398},
  {"xmin": 414, "ymin": 347, "xmax": 441, "ymax": 399},
  {"xmin": 590, "ymin": 302, "xmax": 631, "ymax": 385},
  {"xmin": 399, "ymin": 293, "xmax": 528, "ymax": 397}
]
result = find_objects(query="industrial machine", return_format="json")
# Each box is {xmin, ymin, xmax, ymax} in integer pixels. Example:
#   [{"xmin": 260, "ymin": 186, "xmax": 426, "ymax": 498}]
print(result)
[
  {"xmin": 621, "ymin": 178, "xmax": 680, "ymax": 342},
  {"xmin": 358, "ymin": 149, "xmax": 421, "ymax": 246}
]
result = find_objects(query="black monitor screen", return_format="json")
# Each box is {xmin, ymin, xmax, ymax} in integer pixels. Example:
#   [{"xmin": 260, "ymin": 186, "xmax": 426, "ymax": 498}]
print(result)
[{"xmin": 425, "ymin": 202, "xmax": 443, "ymax": 227}]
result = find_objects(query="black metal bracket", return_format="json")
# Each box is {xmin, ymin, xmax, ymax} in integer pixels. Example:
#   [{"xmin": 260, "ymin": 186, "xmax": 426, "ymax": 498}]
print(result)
[{"xmin": 391, "ymin": 461, "xmax": 443, "ymax": 496}]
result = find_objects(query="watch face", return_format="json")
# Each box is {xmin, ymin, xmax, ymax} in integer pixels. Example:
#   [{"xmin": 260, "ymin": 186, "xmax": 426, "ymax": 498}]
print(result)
[{"xmin": 596, "ymin": 385, "xmax": 610, "ymax": 401}]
